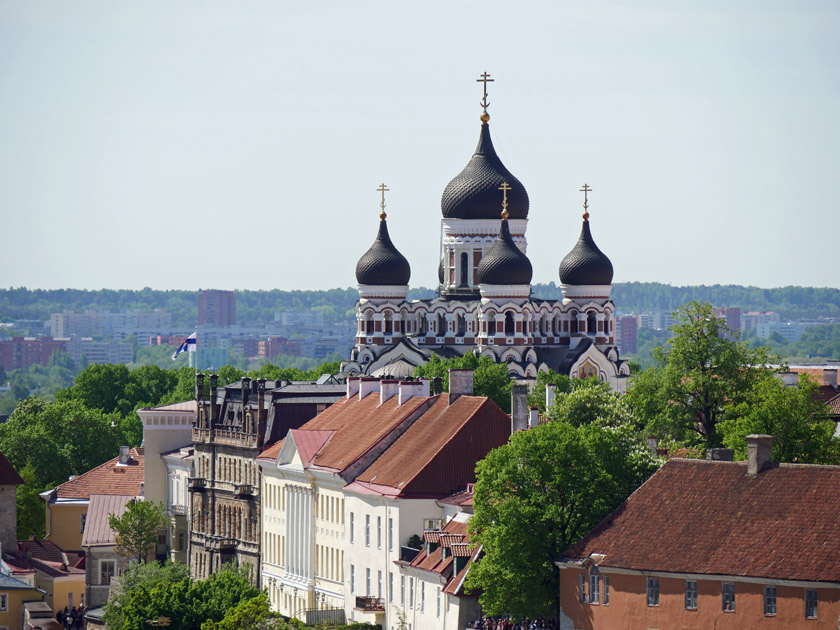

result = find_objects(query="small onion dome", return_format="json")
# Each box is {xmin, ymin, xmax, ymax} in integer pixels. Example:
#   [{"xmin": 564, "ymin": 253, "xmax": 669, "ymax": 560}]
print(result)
[
  {"xmin": 477, "ymin": 219, "xmax": 532, "ymax": 285},
  {"xmin": 558, "ymin": 219, "xmax": 613, "ymax": 285},
  {"xmin": 355, "ymin": 218, "xmax": 411, "ymax": 286},
  {"xmin": 441, "ymin": 123, "xmax": 529, "ymax": 220}
]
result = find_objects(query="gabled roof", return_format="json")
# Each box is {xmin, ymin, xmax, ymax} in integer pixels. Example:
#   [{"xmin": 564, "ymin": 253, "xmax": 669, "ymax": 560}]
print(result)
[
  {"xmin": 5, "ymin": 539, "xmax": 85, "ymax": 578},
  {"xmin": 289, "ymin": 430, "xmax": 334, "ymax": 467},
  {"xmin": 407, "ymin": 513, "xmax": 479, "ymax": 596},
  {"xmin": 81, "ymin": 494, "xmax": 133, "ymax": 547},
  {"xmin": 563, "ymin": 459, "xmax": 840, "ymax": 583},
  {"xmin": 348, "ymin": 396, "xmax": 510, "ymax": 498},
  {"xmin": 256, "ymin": 439, "xmax": 285, "ymax": 463},
  {"xmin": 52, "ymin": 448, "xmax": 144, "ymax": 500},
  {"xmin": 0, "ymin": 449, "xmax": 24, "ymax": 485}
]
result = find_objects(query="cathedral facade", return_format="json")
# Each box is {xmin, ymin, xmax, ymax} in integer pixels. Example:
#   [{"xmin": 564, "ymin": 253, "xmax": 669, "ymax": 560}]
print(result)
[{"xmin": 341, "ymin": 82, "xmax": 630, "ymax": 391}]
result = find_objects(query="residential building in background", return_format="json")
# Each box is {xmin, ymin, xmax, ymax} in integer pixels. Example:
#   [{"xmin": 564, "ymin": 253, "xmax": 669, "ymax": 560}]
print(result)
[
  {"xmin": 617, "ymin": 316, "xmax": 638, "ymax": 354},
  {"xmin": 60, "ymin": 337, "xmax": 133, "ymax": 366},
  {"xmin": 712, "ymin": 306, "xmax": 741, "ymax": 337},
  {"xmin": 741, "ymin": 311, "xmax": 780, "ymax": 333},
  {"xmin": 0, "ymin": 336, "xmax": 66, "ymax": 372},
  {"xmin": 198, "ymin": 290, "xmax": 236, "ymax": 327},
  {"xmin": 50, "ymin": 310, "xmax": 172, "ymax": 339},
  {"xmin": 557, "ymin": 436, "xmax": 840, "ymax": 629}
]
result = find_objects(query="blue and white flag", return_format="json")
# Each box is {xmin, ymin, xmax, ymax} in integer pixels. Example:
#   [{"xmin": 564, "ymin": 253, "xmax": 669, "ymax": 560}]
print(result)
[{"xmin": 171, "ymin": 332, "xmax": 197, "ymax": 360}]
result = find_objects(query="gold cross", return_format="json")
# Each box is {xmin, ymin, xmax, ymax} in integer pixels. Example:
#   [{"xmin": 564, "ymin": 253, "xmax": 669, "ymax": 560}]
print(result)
[
  {"xmin": 377, "ymin": 183, "xmax": 389, "ymax": 220},
  {"xmin": 580, "ymin": 183, "xmax": 592, "ymax": 221},
  {"xmin": 476, "ymin": 71, "xmax": 494, "ymax": 112},
  {"xmin": 499, "ymin": 182, "xmax": 511, "ymax": 220}
]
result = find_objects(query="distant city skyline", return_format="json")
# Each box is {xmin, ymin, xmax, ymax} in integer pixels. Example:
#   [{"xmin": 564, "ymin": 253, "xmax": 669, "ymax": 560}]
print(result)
[{"xmin": 1, "ymin": 1, "xmax": 838, "ymax": 291}]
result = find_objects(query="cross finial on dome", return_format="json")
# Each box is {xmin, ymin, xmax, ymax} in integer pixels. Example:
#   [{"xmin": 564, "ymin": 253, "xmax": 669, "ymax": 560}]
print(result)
[
  {"xmin": 476, "ymin": 71, "xmax": 494, "ymax": 123},
  {"xmin": 580, "ymin": 183, "xmax": 592, "ymax": 222},
  {"xmin": 499, "ymin": 181, "xmax": 511, "ymax": 220},
  {"xmin": 377, "ymin": 183, "xmax": 389, "ymax": 220}
]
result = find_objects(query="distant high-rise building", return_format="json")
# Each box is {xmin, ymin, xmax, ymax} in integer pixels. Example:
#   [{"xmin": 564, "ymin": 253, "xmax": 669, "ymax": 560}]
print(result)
[
  {"xmin": 0, "ymin": 336, "xmax": 66, "ymax": 372},
  {"xmin": 618, "ymin": 316, "xmax": 638, "ymax": 354},
  {"xmin": 198, "ymin": 290, "xmax": 236, "ymax": 327},
  {"xmin": 712, "ymin": 306, "xmax": 741, "ymax": 339}
]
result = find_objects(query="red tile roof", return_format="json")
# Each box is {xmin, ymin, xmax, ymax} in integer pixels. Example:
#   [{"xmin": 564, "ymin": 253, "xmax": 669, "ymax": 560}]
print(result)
[
  {"xmin": 256, "ymin": 439, "xmax": 285, "ymax": 462},
  {"xmin": 0, "ymin": 450, "xmax": 24, "ymax": 485},
  {"xmin": 564, "ymin": 459, "xmax": 840, "ymax": 583},
  {"xmin": 828, "ymin": 393, "xmax": 840, "ymax": 416},
  {"xmin": 5, "ymin": 539, "xmax": 85, "ymax": 578},
  {"xmin": 439, "ymin": 486, "xmax": 475, "ymax": 508},
  {"xmin": 407, "ymin": 514, "xmax": 479, "ymax": 596},
  {"xmin": 53, "ymin": 448, "xmax": 144, "ymax": 500},
  {"xmin": 290, "ymin": 430, "xmax": 334, "ymax": 467}
]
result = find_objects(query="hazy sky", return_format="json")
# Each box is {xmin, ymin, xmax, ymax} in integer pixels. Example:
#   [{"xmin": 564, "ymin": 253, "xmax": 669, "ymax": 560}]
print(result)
[{"xmin": 1, "ymin": 1, "xmax": 838, "ymax": 292}]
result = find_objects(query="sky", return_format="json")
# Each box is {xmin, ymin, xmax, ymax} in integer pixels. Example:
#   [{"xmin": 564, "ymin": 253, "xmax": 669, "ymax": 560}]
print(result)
[{"xmin": 1, "ymin": 1, "xmax": 838, "ymax": 292}]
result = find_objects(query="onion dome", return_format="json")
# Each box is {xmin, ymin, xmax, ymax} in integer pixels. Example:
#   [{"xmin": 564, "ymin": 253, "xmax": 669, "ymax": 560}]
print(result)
[
  {"xmin": 477, "ymin": 216, "xmax": 532, "ymax": 285},
  {"xmin": 558, "ymin": 217, "xmax": 613, "ymax": 286},
  {"xmin": 441, "ymin": 123, "xmax": 529, "ymax": 220},
  {"xmin": 355, "ymin": 217, "xmax": 411, "ymax": 286},
  {"xmin": 438, "ymin": 258, "xmax": 444, "ymax": 284}
]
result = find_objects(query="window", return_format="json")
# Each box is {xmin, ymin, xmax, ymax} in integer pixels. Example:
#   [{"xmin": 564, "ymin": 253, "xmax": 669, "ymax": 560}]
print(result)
[
  {"xmin": 350, "ymin": 565, "xmax": 355, "ymax": 593},
  {"xmin": 365, "ymin": 515, "xmax": 370, "ymax": 547},
  {"xmin": 579, "ymin": 574, "xmax": 586, "ymax": 603},
  {"xmin": 389, "ymin": 518, "xmax": 393, "ymax": 551},
  {"xmin": 68, "ymin": 592, "xmax": 73, "ymax": 607},
  {"xmin": 178, "ymin": 532, "xmax": 185, "ymax": 552},
  {"xmin": 722, "ymin": 582, "xmax": 735, "ymax": 612},
  {"xmin": 646, "ymin": 577, "xmax": 660, "ymax": 607},
  {"xmin": 437, "ymin": 586, "xmax": 441, "ymax": 617},
  {"xmin": 685, "ymin": 580, "xmax": 698, "ymax": 610},
  {"xmin": 100, "ymin": 560, "xmax": 116, "ymax": 585},
  {"xmin": 366, "ymin": 568, "xmax": 371, "ymax": 595},
  {"xmin": 589, "ymin": 566, "xmax": 600, "ymax": 604},
  {"xmin": 460, "ymin": 252, "xmax": 469, "ymax": 287},
  {"xmin": 401, "ymin": 575, "xmax": 405, "ymax": 606},
  {"xmin": 409, "ymin": 577, "xmax": 414, "ymax": 607},
  {"xmin": 763, "ymin": 585, "xmax": 776, "ymax": 615},
  {"xmin": 80, "ymin": 513, "xmax": 87, "ymax": 533},
  {"xmin": 377, "ymin": 516, "xmax": 382, "ymax": 548},
  {"xmin": 389, "ymin": 571, "xmax": 394, "ymax": 602},
  {"xmin": 805, "ymin": 589, "xmax": 818, "ymax": 619},
  {"xmin": 421, "ymin": 582, "xmax": 425, "ymax": 612},
  {"xmin": 603, "ymin": 576, "xmax": 610, "ymax": 605},
  {"xmin": 377, "ymin": 570, "xmax": 382, "ymax": 599},
  {"xmin": 350, "ymin": 512, "xmax": 354, "ymax": 543},
  {"xmin": 0, "ymin": 593, "xmax": 7, "ymax": 612}
]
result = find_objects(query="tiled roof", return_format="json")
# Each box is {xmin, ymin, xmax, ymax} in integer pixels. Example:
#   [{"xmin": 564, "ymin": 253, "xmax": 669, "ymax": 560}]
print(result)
[
  {"xmin": 290, "ymin": 430, "xmax": 334, "ymax": 467},
  {"xmin": 828, "ymin": 392, "xmax": 840, "ymax": 416},
  {"xmin": 407, "ymin": 513, "xmax": 479, "ymax": 596},
  {"xmin": 81, "ymin": 494, "xmax": 133, "ymax": 547},
  {"xmin": 256, "ymin": 439, "xmax": 285, "ymax": 462},
  {"xmin": 53, "ymin": 448, "xmax": 144, "ymax": 500},
  {"xmin": 294, "ymin": 392, "xmax": 431, "ymax": 473},
  {"xmin": 438, "ymin": 486, "xmax": 475, "ymax": 508},
  {"xmin": 563, "ymin": 459, "xmax": 840, "ymax": 583},
  {"xmin": 0, "ymin": 572, "xmax": 37, "ymax": 590},
  {"xmin": 6, "ymin": 539, "xmax": 85, "ymax": 578},
  {"xmin": 0, "ymin": 449, "xmax": 24, "ymax": 485},
  {"xmin": 350, "ymin": 396, "xmax": 510, "ymax": 497},
  {"xmin": 138, "ymin": 400, "xmax": 196, "ymax": 413}
]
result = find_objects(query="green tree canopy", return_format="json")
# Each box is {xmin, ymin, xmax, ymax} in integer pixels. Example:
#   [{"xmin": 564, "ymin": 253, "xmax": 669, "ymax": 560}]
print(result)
[
  {"xmin": 626, "ymin": 301, "xmax": 778, "ymax": 449},
  {"xmin": 547, "ymin": 380, "xmax": 635, "ymax": 428},
  {"xmin": 108, "ymin": 499, "xmax": 169, "ymax": 564},
  {"xmin": 719, "ymin": 374, "xmax": 840, "ymax": 465},
  {"xmin": 413, "ymin": 353, "xmax": 513, "ymax": 412},
  {"xmin": 104, "ymin": 561, "xmax": 190, "ymax": 630},
  {"xmin": 466, "ymin": 419, "xmax": 659, "ymax": 617}
]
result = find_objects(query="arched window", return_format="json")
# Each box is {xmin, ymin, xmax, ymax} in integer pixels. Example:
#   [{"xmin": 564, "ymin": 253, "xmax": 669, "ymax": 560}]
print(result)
[
  {"xmin": 365, "ymin": 312, "xmax": 374, "ymax": 335},
  {"xmin": 437, "ymin": 313, "xmax": 446, "ymax": 336},
  {"xmin": 587, "ymin": 311, "xmax": 597, "ymax": 336},
  {"xmin": 418, "ymin": 313, "xmax": 427, "ymax": 335},
  {"xmin": 589, "ymin": 565, "xmax": 600, "ymax": 604},
  {"xmin": 460, "ymin": 252, "xmax": 469, "ymax": 287},
  {"xmin": 570, "ymin": 311, "xmax": 579, "ymax": 334},
  {"xmin": 384, "ymin": 311, "xmax": 393, "ymax": 335},
  {"xmin": 505, "ymin": 312, "xmax": 515, "ymax": 336},
  {"xmin": 457, "ymin": 313, "xmax": 466, "ymax": 336},
  {"xmin": 486, "ymin": 311, "xmax": 496, "ymax": 336}
]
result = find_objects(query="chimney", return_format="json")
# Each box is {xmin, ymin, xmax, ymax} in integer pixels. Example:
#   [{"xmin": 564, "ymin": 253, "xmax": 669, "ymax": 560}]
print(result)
[
  {"xmin": 528, "ymin": 408, "xmax": 540, "ymax": 429},
  {"xmin": 195, "ymin": 372, "xmax": 205, "ymax": 403},
  {"xmin": 707, "ymin": 448, "xmax": 734, "ymax": 461},
  {"xmin": 398, "ymin": 379, "xmax": 429, "ymax": 406},
  {"xmin": 241, "ymin": 377, "xmax": 251, "ymax": 407},
  {"xmin": 118, "ymin": 446, "xmax": 131, "ymax": 465},
  {"xmin": 824, "ymin": 369, "xmax": 837, "ymax": 389},
  {"xmin": 448, "ymin": 369, "xmax": 474, "ymax": 404},
  {"xmin": 257, "ymin": 378, "xmax": 267, "ymax": 427},
  {"xmin": 778, "ymin": 372, "xmax": 798, "ymax": 387},
  {"xmin": 511, "ymin": 384, "xmax": 529, "ymax": 433},
  {"xmin": 209, "ymin": 374, "xmax": 219, "ymax": 425},
  {"xmin": 433, "ymin": 377, "xmax": 443, "ymax": 395},
  {"xmin": 746, "ymin": 434, "xmax": 773, "ymax": 475},
  {"xmin": 545, "ymin": 384, "xmax": 557, "ymax": 411},
  {"xmin": 346, "ymin": 376, "xmax": 361, "ymax": 399},
  {"xmin": 359, "ymin": 377, "xmax": 381, "ymax": 400},
  {"xmin": 380, "ymin": 380, "xmax": 400, "ymax": 405}
]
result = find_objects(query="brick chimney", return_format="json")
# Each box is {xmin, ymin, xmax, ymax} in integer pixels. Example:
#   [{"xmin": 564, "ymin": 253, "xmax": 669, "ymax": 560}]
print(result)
[
  {"xmin": 545, "ymin": 384, "xmax": 557, "ymax": 411},
  {"xmin": 511, "ymin": 384, "xmax": 528, "ymax": 433},
  {"xmin": 195, "ymin": 372, "xmax": 205, "ymax": 403},
  {"xmin": 528, "ymin": 408, "xmax": 540, "ymax": 429},
  {"xmin": 118, "ymin": 446, "xmax": 131, "ymax": 465},
  {"xmin": 346, "ymin": 376, "xmax": 360, "ymax": 399},
  {"xmin": 380, "ymin": 379, "xmax": 400, "ymax": 405},
  {"xmin": 746, "ymin": 434, "xmax": 773, "ymax": 475},
  {"xmin": 448, "ymin": 369, "xmax": 474, "ymax": 404}
]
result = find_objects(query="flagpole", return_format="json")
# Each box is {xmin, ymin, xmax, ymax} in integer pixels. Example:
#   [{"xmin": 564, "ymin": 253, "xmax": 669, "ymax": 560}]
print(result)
[{"xmin": 194, "ymin": 324, "xmax": 199, "ymax": 378}]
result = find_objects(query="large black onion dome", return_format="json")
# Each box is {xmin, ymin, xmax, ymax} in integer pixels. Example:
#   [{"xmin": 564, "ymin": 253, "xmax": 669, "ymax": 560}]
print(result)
[
  {"xmin": 558, "ymin": 220, "xmax": 613, "ymax": 285},
  {"xmin": 355, "ymin": 219, "xmax": 411, "ymax": 285},
  {"xmin": 477, "ymin": 219, "xmax": 532, "ymax": 285},
  {"xmin": 441, "ymin": 124, "xmax": 529, "ymax": 220}
]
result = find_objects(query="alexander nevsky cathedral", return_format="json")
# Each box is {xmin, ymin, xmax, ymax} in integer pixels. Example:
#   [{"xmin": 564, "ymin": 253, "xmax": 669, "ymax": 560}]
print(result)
[{"xmin": 341, "ymin": 75, "xmax": 630, "ymax": 392}]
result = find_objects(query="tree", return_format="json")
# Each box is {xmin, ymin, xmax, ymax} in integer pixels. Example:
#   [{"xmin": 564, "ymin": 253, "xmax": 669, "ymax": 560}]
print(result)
[
  {"xmin": 104, "ymin": 561, "xmax": 190, "ymax": 630},
  {"xmin": 466, "ymin": 419, "xmax": 659, "ymax": 617},
  {"xmin": 414, "ymin": 353, "xmax": 513, "ymax": 412},
  {"xmin": 108, "ymin": 499, "xmax": 168, "ymax": 563},
  {"xmin": 547, "ymin": 381, "xmax": 636, "ymax": 429},
  {"xmin": 626, "ymin": 301, "xmax": 777, "ymax": 449},
  {"xmin": 719, "ymin": 374, "xmax": 840, "ymax": 465}
]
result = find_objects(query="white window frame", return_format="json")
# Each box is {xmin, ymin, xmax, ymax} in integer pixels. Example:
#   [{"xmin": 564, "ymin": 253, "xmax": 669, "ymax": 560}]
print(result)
[
  {"xmin": 366, "ymin": 568, "xmax": 371, "ymax": 595},
  {"xmin": 763, "ymin": 585, "xmax": 776, "ymax": 616},
  {"xmin": 646, "ymin": 577, "xmax": 659, "ymax": 607},
  {"xmin": 350, "ymin": 564, "xmax": 355, "ymax": 593},
  {"xmin": 377, "ymin": 570, "xmax": 382, "ymax": 599},
  {"xmin": 80, "ymin": 513, "xmax": 87, "ymax": 533},
  {"xmin": 389, "ymin": 571, "xmax": 393, "ymax": 602},
  {"xmin": 805, "ymin": 589, "xmax": 818, "ymax": 619},
  {"xmin": 589, "ymin": 567, "xmax": 600, "ymax": 604},
  {"xmin": 389, "ymin": 518, "xmax": 393, "ymax": 551},
  {"xmin": 603, "ymin": 575, "xmax": 610, "ymax": 605},
  {"xmin": 99, "ymin": 559, "xmax": 116, "ymax": 585},
  {"xmin": 437, "ymin": 586, "xmax": 441, "ymax": 617},
  {"xmin": 409, "ymin": 577, "xmax": 414, "ymax": 608},
  {"xmin": 685, "ymin": 580, "xmax": 698, "ymax": 610},
  {"xmin": 350, "ymin": 512, "xmax": 354, "ymax": 543},
  {"xmin": 365, "ymin": 515, "xmax": 370, "ymax": 547},
  {"xmin": 722, "ymin": 582, "xmax": 735, "ymax": 612},
  {"xmin": 578, "ymin": 573, "xmax": 586, "ymax": 602},
  {"xmin": 401, "ymin": 575, "xmax": 405, "ymax": 606},
  {"xmin": 377, "ymin": 516, "xmax": 382, "ymax": 549},
  {"xmin": 0, "ymin": 593, "xmax": 8, "ymax": 612}
]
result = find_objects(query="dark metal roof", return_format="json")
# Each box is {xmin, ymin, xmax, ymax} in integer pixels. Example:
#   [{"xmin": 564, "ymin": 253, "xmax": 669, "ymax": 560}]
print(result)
[
  {"xmin": 476, "ymin": 218, "xmax": 533, "ymax": 285},
  {"xmin": 355, "ymin": 218, "xmax": 411, "ymax": 286},
  {"xmin": 534, "ymin": 340, "xmax": 592, "ymax": 374},
  {"xmin": 441, "ymin": 122, "xmax": 529, "ymax": 220},
  {"xmin": 558, "ymin": 219, "xmax": 614, "ymax": 285}
]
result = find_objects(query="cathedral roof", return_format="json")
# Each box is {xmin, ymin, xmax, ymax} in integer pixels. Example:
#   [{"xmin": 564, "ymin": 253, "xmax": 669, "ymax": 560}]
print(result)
[
  {"xmin": 558, "ymin": 218, "xmax": 613, "ymax": 286},
  {"xmin": 477, "ymin": 217, "xmax": 532, "ymax": 285},
  {"xmin": 441, "ymin": 123, "xmax": 529, "ymax": 220},
  {"xmin": 355, "ymin": 217, "xmax": 411, "ymax": 286}
]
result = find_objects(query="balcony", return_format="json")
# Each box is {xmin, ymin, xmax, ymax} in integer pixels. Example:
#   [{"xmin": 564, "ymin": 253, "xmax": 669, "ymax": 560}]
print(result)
[
  {"xmin": 233, "ymin": 484, "xmax": 254, "ymax": 498},
  {"xmin": 166, "ymin": 503, "xmax": 187, "ymax": 516},
  {"xmin": 354, "ymin": 596, "xmax": 384, "ymax": 612},
  {"xmin": 188, "ymin": 477, "xmax": 206, "ymax": 490}
]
